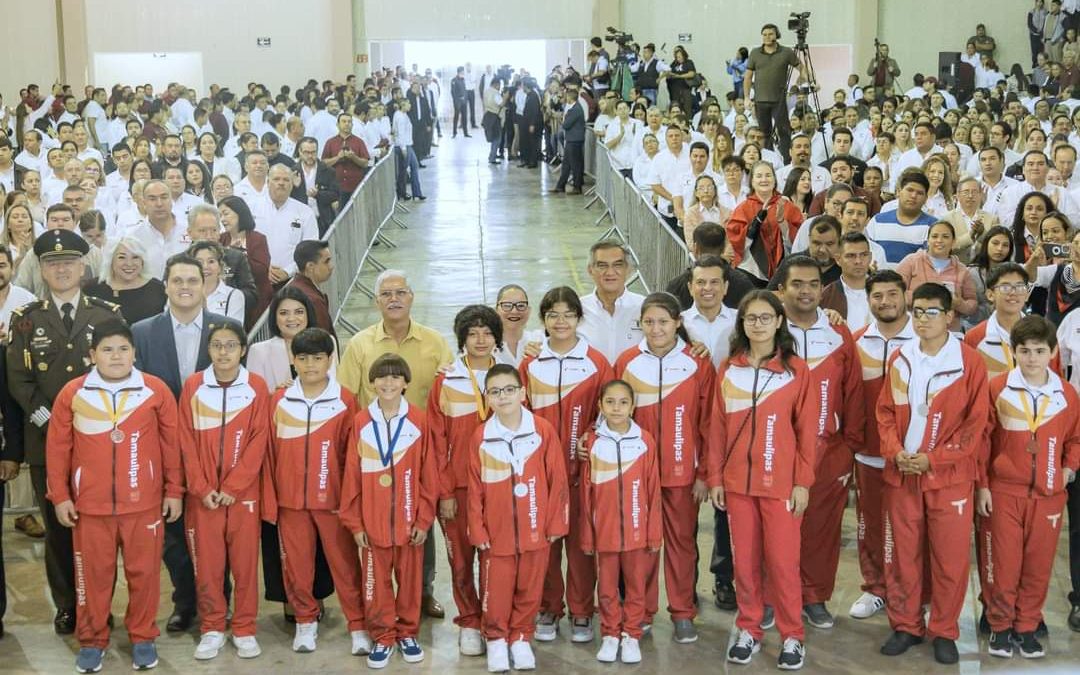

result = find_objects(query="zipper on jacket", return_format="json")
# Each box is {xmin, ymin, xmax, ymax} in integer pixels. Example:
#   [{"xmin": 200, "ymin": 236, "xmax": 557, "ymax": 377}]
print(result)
[
  {"xmin": 615, "ymin": 438, "xmax": 626, "ymax": 551},
  {"xmin": 656, "ymin": 352, "xmax": 665, "ymax": 476},
  {"xmin": 745, "ymin": 366, "xmax": 760, "ymax": 494},
  {"xmin": 386, "ymin": 418, "xmax": 397, "ymax": 542},
  {"xmin": 508, "ymin": 440, "xmax": 521, "ymax": 553},
  {"xmin": 111, "ymin": 390, "xmax": 118, "ymax": 516},
  {"xmin": 217, "ymin": 383, "xmax": 230, "ymax": 490},
  {"xmin": 303, "ymin": 404, "xmax": 313, "ymax": 510},
  {"xmin": 556, "ymin": 359, "xmax": 566, "ymax": 454}
]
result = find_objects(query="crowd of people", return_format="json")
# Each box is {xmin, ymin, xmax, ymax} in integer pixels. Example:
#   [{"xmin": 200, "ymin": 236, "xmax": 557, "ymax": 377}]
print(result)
[{"xmin": 1, "ymin": 8, "xmax": 1080, "ymax": 675}]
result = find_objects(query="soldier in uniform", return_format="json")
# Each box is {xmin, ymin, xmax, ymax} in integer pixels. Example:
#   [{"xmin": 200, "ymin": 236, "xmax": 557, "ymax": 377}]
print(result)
[{"xmin": 5, "ymin": 229, "xmax": 122, "ymax": 634}]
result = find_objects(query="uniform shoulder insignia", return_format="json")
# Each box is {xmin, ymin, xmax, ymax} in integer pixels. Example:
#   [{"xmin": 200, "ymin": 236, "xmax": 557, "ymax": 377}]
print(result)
[
  {"xmin": 11, "ymin": 300, "xmax": 45, "ymax": 318},
  {"xmin": 86, "ymin": 296, "xmax": 122, "ymax": 313}
]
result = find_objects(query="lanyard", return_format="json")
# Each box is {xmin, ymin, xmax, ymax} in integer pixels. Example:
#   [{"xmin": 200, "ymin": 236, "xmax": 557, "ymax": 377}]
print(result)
[
  {"xmin": 372, "ymin": 414, "xmax": 407, "ymax": 467},
  {"xmin": 97, "ymin": 389, "xmax": 131, "ymax": 429},
  {"xmin": 1018, "ymin": 390, "xmax": 1051, "ymax": 442},
  {"xmin": 999, "ymin": 343, "xmax": 1015, "ymax": 371},
  {"xmin": 465, "ymin": 356, "xmax": 489, "ymax": 421}
]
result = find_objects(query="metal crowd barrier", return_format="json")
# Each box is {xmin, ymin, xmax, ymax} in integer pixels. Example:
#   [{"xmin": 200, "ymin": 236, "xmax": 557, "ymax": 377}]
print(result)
[
  {"xmin": 246, "ymin": 156, "xmax": 399, "ymax": 342},
  {"xmin": 584, "ymin": 129, "xmax": 692, "ymax": 294}
]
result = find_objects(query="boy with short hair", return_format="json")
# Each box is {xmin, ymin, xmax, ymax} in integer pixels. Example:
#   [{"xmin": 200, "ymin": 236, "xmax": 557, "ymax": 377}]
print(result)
[
  {"xmin": 47, "ymin": 318, "xmax": 181, "ymax": 673},
  {"xmin": 340, "ymin": 354, "xmax": 438, "ymax": 668},
  {"xmin": 264, "ymin": 327, "xmax": 369, "ymax": 656},
  {"xmin": 980, "ymin": 315, "xmax": 1080, "ymax": 659}
]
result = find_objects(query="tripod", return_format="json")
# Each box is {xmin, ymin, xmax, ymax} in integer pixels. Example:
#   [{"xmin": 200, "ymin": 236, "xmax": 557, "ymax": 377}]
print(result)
[{"xmin": 785, "ymin": 34, "xmax": 830, "ymax": 157}]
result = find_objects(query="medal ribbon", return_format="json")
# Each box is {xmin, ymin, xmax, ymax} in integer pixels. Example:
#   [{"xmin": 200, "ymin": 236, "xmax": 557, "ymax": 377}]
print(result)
[
  {"xmin": 372, "ymin": 414, "xmax": 407, "ymax": 467},
  {"xmin": 1018, "ymin": 391, "xmax": 1050, "ymax": 450},
  {"xmin": 97, "ymin": 389, "xmax": 131, "ymax": 433},
  {"xmin": 999, "ymin": 343, "xmax": 1014, "ymax": 371},
  {"xmin": 465, "ymin": 356, "xmax": 489, "ymax": 421}
]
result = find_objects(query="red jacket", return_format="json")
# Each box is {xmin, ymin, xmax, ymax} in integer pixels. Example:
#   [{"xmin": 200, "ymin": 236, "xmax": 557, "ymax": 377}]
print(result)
[
  {"xmin": 179, "ymin": 367, "xmax": 270, "ymax": 502},
  {"xmin": 876, "ymin": 338, "xmax": 991, "ymax": 490},
  {"xmin": 520, "ymin": 339, "xmax": 612, "ymax": 482},
  {"xmin": 725, "ymin": 191, "xmax": 804, "ymax": 280},
  {"xmin": 263, "ymin": 380, "xmax": 358, "ymax": 519},
  {"xmin": 709, "ymin": 353, "xmax": 817, "ymax": 499},
  {"xmin": 466, "ymin": 409, "xmax": 569, "ymax": 556},
  {"xmin": 853, "ymin": 320, "xmax": 917, "ymax": 459},
  {"xmin": 787, "ymin": 311, "xmax": 865, "ymax": 482},
  {"xmin": 579, "ymin": 420, "xmax": 662, "ymax": 553},
  {"xmin": 47, "ymin": 369, "xmax": 181, "ymax": 516},
  {"xmin": 339, "ymin": 399, "xmax": 439, "ymax": 547},
  {"xmin": 614, "ymin": 339, "xmax": 714, "ymax": 487},
  {"xmin": 963, "ymin": 312, "xmax": 1063, "ymax": 379},
  {"xmin": 986, "ymin": 369, "xmax": 1080, "ymax": 497},
  {"xmin": 427, "ymin": 356, "xmax": 491, "ymax": 498}
]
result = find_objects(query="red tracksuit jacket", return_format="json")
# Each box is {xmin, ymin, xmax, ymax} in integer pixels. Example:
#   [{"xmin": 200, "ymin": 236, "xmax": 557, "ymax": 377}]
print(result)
[
  {"xmin": 964, "ymin": 313, "xmax": 1063, "ymax": 379},
  {"xmin": 788, "ymin": 311, "xmax": 865, "ymax": 480},
  {"xmin": 876, "ymin": 338, "xmax": 990, "ymax": 489},
  {"xmin": 466, "ymin": 409, "xmax": 570, "ymax": 556},
  {"xmin": 853, "ymin": 320, "xmax": 916, "ymax": 459},
  {"xmin": 614, "ymin": 339, "xmax": 714, "ymax": 487},
  {"xmin": 708, "ymin": 353, "xmax": 817, "ymax": 498},
  {"xmin": 985, "ymin": 369, "xmax": 1080, "ymax": 497},
  {"xmin": 579, "ymin": 420, "xmax": 662, "ymax": 553},
  {"xmin": 520, "ymin": 339, "xmax": 613, "ymax": 480},
  {"xmin": 339, "ymin": 399, "xmax": 439, "ymax": 547},
  {"xmin": 263, "ymin": 379, "xmax": 358, "ymax": 519},
  {"xmin": 47, "ymin": 368, "xmax": 181, "ymax": 515},
  {"xmin": 427, "ymin": 356, "xmax": 490, "ymax": 498},
  {"xmin": 179, "ymin": 367, "xmax": 270, "ymax": 501}
]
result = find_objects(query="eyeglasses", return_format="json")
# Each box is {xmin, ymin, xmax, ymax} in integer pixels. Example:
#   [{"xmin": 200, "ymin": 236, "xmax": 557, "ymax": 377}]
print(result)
[
  {"xmin": 544, "ymin": 311, "xmax": 578, "ymax": 322},
  {"xmin": 209, "ymin": 341, "xmax": 242, "ymax": 352},
  {"xmin": 912, "ymin": 307, "xmax": 946, "ymax": 319},
  {"xmin": 486, "ymin": 385, "xmax": 522, "ymax": 398},
  {"xmin": 742, "ymin": 313, "xmax": 776, "ymax": 326},
  {"xmin": 378, "ymin": 288, "xmax": 412, "ymax": 300},
  {"xmin": 591, "ymin": 260, "xmax": 627, "ymax": 272},
  {"xmin": 498, "ymin": 301, "xmax": 529, "ymax": 312},
  {"xmin": 992, "ymin": 282, "xmax": 1033, "ymax": 295}
]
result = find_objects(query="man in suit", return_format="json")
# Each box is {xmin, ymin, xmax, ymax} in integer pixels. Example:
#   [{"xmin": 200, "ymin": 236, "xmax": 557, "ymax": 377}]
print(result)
[
  {"xmin": 518, "ymin": 78, "xmax": 543, "ymax": 169},
  {"xmin": 551, "ymin": 88, "xmax": 586, "ymax": 194},
  {"xmin": 132, "ymin": 252, "xmax": 227, "ymax": 632},
  {"xmin": 294, "ymin": 136, "xmax": 342, "ymax": 237},
  {"xmin": 5, "ymin": 229, "xmax": 123, "ymax": 634},
  {"xmin": 451, "ymin": 67, "xmax": 471, "ymax": 138},
  {"xmin": 944, "ymin": 176, "xmax": 1000, "ymax": 261},
  {"xmin": 406, "ymin": 80, "xmax": 433, "ymax": 163}
]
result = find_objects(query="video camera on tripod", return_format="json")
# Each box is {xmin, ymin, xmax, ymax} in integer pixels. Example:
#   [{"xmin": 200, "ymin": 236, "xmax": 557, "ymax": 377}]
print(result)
[{"xmin": 788, "ymin": 11, "xmax": 811, "ymax": 45}]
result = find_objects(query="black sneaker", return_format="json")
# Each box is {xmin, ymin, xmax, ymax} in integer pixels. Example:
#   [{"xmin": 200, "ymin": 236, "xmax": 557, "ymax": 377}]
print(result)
[
  {"xmin": 726, "ymin": 629, "xmax": 759, "ymax": 664},
  {"xmin": 932, "ymin": 637, "xmax": 959, "ymax": 664},
  {"xmin": 880, "ymin": 631, "xmax": 923, "ymax": 656},
  {"xmin": 801, "ymin": 603, "xmax": 834, "ymax": 629},
  {"xmin": 1016, "ymin": 631, "xmax": 1045, "ymax": 659},
  {"xmin": 760, "ymin": 606, "xmax": 775, "ymax": 630},
  {"xmin": 778, "ymin": 638, "xmax": 805, "ymax": 670},
  {"xmin": 1069, "ymin": 604, "xmax": 1080, "ymax": 633},
  {"xmin": 978, "ymin": 608, "xmax": 990, "ymax": 635},
  {"xmin": 987, "ymin": 630, "xmax": 1014, "ymax": 658},
  {"xmin": 714, "ymin": 581, "xmax": 737, "ymax": 611},
  {"xmin": 1035, "ymin": 620, "xmax": 1048, "ymax": 638}
]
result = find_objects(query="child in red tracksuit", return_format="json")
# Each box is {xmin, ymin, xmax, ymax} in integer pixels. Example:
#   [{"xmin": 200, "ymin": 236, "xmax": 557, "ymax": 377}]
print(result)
[
  {"xmin": 427, "ymin": 305, "xmax": 501, "ymax": 655},
  {"xmin": 47, "ymin": 319, "xmax": 181, "ymax": 674},
  {"xmin": 580, "ymin": 379, "xmax": 661, "ymax": 665},
  {"xmin": 520, "ymin": 286, "xmax": 613, "ymax": 642},
  {"xmin": 876, "ymin": 283, "xmax": 990, "ymax": 666},
  {"xmin": 263, "ymin": 328, "xmax": 369, "ymax": 656},
  {"xmin": 980, "ymin": 315, "xmax": 1080, "ymax": 659},
  {"xmin": 708, "ymin": 290, "xmax": 816, "ymax": 671},
  {"xmin": 340, "ymin": 354, "xmax": 438, "ymax": 669},
  {"xmin": 180, "ymin": 320, "xmax": 270, "ymax": 661},
  {"xmin": 467, "ymin": 364, "xmax": 569, "ymax": 674},
  {"xmin": 613, "ymin": 292, "xmax": 713, "ymax": 642}
]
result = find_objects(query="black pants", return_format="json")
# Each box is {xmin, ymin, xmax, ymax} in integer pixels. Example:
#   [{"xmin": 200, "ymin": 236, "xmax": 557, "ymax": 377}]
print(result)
[
  {"xmin": 163, "ymin": 516, "xmax": 197, "ymax": 615},
  {"xmin": 466, "ymin": 90, "xmax": 477, "ymax": 126},
  {"xmin": 710, "ymin": 506, "xmax": 734, "ymax": 585},
  {"xmin": 556, "ymin": 140, "xmax": 584, "ymax": 189},
  {"xmin": 755, "ymin": 100, "xmax": 793, "ymax": 164},
  {"xmin": 30, "ymin": 465, "xmax": 76, "ymax": 611},
  {"xmin": 519, "ymin": 120, "xmax": 538, "ymax": 166},
  {"xmin": 0, "ymin": 479, "xmax": 6, "ymax": 621},
  {"xmin": 1069, "ymin": 478, "xmax": 1080, "ymax": 604},
  {"xmin": 260, "ymin": 521, "xmax": 335, "ymax": 603},
  {"xmin": 453, "ymin": 101, "xmax": 469, "ymax": 135}
]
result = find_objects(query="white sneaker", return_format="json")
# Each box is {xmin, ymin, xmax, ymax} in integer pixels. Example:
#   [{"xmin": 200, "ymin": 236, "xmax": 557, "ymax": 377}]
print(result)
[
  {"xmin": 292, "ymin": 622, "xmax": 318, "ymax": 653},
  {"xmin": 487, "ymin": 639, "xmax": 510, "ymax": 673},
  {"xmin": 194, "ymin": 631, "xmax": 226, "ymax": 660},
  {"xmin": 351, "ymin": 630, "xmax": 373, "ymax": 656},
  {"xmin": 460, "ymin": 627, "xmax": 486, "ymax": 656},
  {"xmin": 849, "ymin": 592, "xmax": 886, "ymax": 619},
  {"xmin": 596, "ymin": 636, "xmax": 619, "ymax": 662},
  {"xmin": 534, "ymin": 613, "xmax": 558, "ymax": 642},
  {"xmin": 231, "ymin": 634, "xmax": 261, "ymax": 659},
  {"xmin": 570, "ymin": 617, "xmax": 594, "ymax": 643},
  {"xmin": 619, "ymin": 635, "xmax": 641, "ymax": 664},
  {"xmin": 509, "ymin": 639, "xmax": 535, "ymax": 670}
]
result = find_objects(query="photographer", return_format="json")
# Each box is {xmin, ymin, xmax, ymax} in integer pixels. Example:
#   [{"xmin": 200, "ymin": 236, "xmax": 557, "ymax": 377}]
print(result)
[
  {"xmin": 636, "ymin": 43, "xmax": 669, "ymax": 105},
  {"xmin": 866, "ymin": 42, "xmax": 901, "ymax": 97},
  {"xmin": 744, "ymin": 22, "xmax": 808, "ymax": 164}
]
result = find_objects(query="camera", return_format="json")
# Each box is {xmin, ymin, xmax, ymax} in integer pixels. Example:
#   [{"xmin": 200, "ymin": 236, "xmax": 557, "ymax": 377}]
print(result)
[
  {"xmin": 788, "ymin": 11, "xmax": 811, "ymax": 33},
  {"xmin": 1044, "ymin": 242, "xmax": 1071, "ymax": 258},
  {"xmin": 605, "ymin": 26, "xmax": 634, "ymax": 47}
]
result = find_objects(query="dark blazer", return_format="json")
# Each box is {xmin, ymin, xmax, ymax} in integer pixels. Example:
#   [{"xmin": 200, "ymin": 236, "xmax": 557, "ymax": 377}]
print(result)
[
  {"xmin": 562, "ymin": 101, "xmax": 586, "ymax": 143},
  {"xmin": 522, "ymin": 90, "xmax": 543, "ymax": 128},
  {"xmin": 294, "ymin": 161, "xmax": 342, "ymax": 236},
  {"xmin": 221, "ymin": 248, "xmax": 259, "ymax": 320},
  {"xmin": 451, "ymin": 76, "xmax": 468, "ymax": 104},
  {"xmin": 132, "ymin": 309, "xmax": 228, "ymax": 399},
  {"xmin": 222, "ymin": 230, "xmax": 274, "ymax": 323},
  {"xmin": 407, "ymin": 90, "xmax": 433, "ymax": 125},
  {"xmin": 820, "ymin": 280, "xmax": 848, "ymax": 318},
  {"xmin": 0, "ymin": 363, "xmax": 25, "ymax": 463}
]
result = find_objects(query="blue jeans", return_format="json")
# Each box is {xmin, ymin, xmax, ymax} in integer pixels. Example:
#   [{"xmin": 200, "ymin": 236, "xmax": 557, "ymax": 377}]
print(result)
[
  {"xmin": 642, "ymin": 88, "xmax": 658, "ymax": 105},
  {"xmin": 395, "ymin": 146, "xmax": 423, "ymax": 198},
  {"xmin": 489, "ymin": 137, "xmax": 500, "ymax": 162}
]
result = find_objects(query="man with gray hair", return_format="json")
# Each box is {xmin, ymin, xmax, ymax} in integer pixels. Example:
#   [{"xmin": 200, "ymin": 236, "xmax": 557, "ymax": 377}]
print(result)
[
  {"xmin": 186, "ymin": 203, "xmax": 258, "ymax": 318},
  {"xmin": 257, "ymin": 163, "xmax": 318, "ymax": 286},
  {"xmin": 127, "ymin": 179, "xmax": 191, "ymax": 278},
  {"xmin": 336, "ymin": 269, "xmax": 454, "ymax": 620}
]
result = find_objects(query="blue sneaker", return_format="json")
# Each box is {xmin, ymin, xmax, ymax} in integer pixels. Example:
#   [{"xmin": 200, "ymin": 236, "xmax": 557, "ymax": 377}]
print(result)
[
  {"xmin": 131, "ymin": 641, "xmax": 159, "ymax": 670},
  {"xmin": 398, "ymin": 637, "xmax": 425, "ymax": 663},
  {"xmin": 76, "ymin": 647, "xmax": 104, "ymax": 673},
  {"xmin": 366, "ymin": 642, "xmax": 394, "ymax": 669}
]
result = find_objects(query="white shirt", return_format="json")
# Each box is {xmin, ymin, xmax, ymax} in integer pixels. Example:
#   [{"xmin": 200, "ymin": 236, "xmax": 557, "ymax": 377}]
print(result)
[
  {"xmin": 204, "ymin": 281, "xmax": 245, "ymax": 324},
  {"xmin": 894, "ymin": 145, "xmax": 944, "ymax": 175},
  {"xmin": 605, "ymin": 119, "xmax": 640, "ymax": 171},
  {"xmin": 578, "ymin": 290, "xmax": 645, "ymax": 364},
  {"xmin": 717, "ymin": 182, "xmax": 749, "ymax": 212},
  {"xmin": 980, "ymin": 175, "xmax": 1018, "ymax": 214},
  {"xmin": 392, "ymin": 110, "xmax": 413, "ymax": 149},
  {"xmin": 681, "ymin": 304, "xmax": 736, "ymax": 367},
  {"xmin": 841, "ymin": 279, "xmax": 870, "ymax": 330},
  {"xmin": 235, "ymin": 177, "xmax": 271, "ymax": 214},
  {"xmin": 996, "ymin": 180, "xmax": 1077, "ymax": 226},
  {"xmin": 253, "ymin": 197, "xmax": 319, "ymax": 274},
  {"xmin": 0, "ymin": 284, "xmax": 37, "ymax": 328},
  {"xmin": 13, "ymin": 148, "xmax": 44, "ymax": 173},
  {"xmin": 901, "ymin": 337, "xmax": 963, "ymax": 454},
  {"xmin": 1056, "ymin": 309, "xmax": 1080, "ymax": 392},
  {"xmin": 777, "ymin": 164, "xmax": 831, "ymax": 195},
  {"xmin": 82, "ymin": 100, "xmax": 108, "ymax": 147},
  {"xmin": 171, "ymin": 309, "xmax": 203, "ymax": 383},
  {"xmin": 128, "ymin": 219, "xmax": 192, "ymax": 279},
  {"xmin": 647, "ymin": 146, "xmax": 692, "ymax": 217}
]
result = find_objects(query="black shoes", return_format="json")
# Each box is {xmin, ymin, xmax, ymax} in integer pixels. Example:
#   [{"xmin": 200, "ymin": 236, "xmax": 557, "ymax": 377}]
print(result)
[
  {"xmin": 932, "ymin": 637, "xmax": 959, "ymax": 664},
  {"xmin": 880, "ymin": 630, "xmax": 922, "ymax": 656},
  {"xmin": 165, "ymin": 610, "xmax": 195, "ymax": 633},
  {"xmin": 714, "ymin": 581, "xmax": 737, "ymax": 611},
  {"xmin": 1015, "ymin": 631, "xmax": 1045, "ymax": 658},
  {"xmin": 978, "ymin": 608, "xmax": 990, "ymax": 635},
  {"xmin": 1069, "ymin": 604, "xmax": 1080, "ymax": 632},
  {"xmin": 54, "ymin": 608, "xmax": 76, "ymax": 634},
  {"xmin": 988, "ymin": 630, "xmax": 1014, "ymax": 658}
]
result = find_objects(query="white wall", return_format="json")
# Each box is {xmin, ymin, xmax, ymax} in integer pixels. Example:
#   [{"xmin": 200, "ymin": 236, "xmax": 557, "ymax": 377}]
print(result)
[
  {"xmin": 0, "ymin": 2, "xmax": 61, "ymax": 103},
  {"xmin": 363, "ymin": 0, "xmax": 598, "ymax": 40}
]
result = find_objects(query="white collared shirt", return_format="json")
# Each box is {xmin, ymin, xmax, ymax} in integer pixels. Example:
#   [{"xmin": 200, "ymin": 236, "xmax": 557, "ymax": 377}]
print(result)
[
  {"xmin": 681, "ymin": 304, "xmax": 736, "ymax": 367},
  {"xmin": 578, "ymin": 290, "xmax": 645, "ymax": 364},
  {"xmin": 253, "ymin": 197, "xmax": 319, "ymax": 274},
  {"xmin": 204, "ymin": 281, "xmax": 245, "ymax": 324},
  {"xmin": 901, "ymin": 337, "xmax": 962, "ymax": 454},
  {"xmin": 127, "ymin": 219, "xmax": 192, "ymax": 279},
  {"xmin": 841, "ymin": 278, "xmax": 870, "ymax": 330}
]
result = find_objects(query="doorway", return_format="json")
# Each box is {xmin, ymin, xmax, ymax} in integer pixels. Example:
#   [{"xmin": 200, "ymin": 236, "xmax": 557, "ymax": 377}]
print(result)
[{"xmin": 92, "ymin": 52, "xmax": 205, "ymax": 93}]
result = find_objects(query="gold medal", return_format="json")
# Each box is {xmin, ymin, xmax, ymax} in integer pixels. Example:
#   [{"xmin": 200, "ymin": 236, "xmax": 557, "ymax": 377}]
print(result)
[
  {"xmin": 110, "ymin": 428, "xmax": 125, "ymax": 444},
  {"xmin": 1026, "ymin": 438, "xmax": 1038, "ymax": 454},
  {"xmin": 379, "ymin": 474, "xmax": 393, "ymax": 487},
  {"xmin": 37, "ymin": 362, "xmax": 48, "ymax": 371}
]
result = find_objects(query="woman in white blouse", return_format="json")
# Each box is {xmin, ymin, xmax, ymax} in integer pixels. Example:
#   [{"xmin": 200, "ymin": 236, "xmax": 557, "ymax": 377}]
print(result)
[
  {"xmin": 493, "ymin": 284, "xmax": 544, "ymax": 366},
  {"xmin": 605, "ymin": 99, "xmax": 641, "ymax": 178},
  {"xmin": 683, "ymin": 174, "xmax": 730, "ymax": 247},
  {"xmin": 246, "ymin": 286, "xmax": 337, "ymax": 391},
  {"xmin": 190, "ymin": 241, "xmax": 245, "ymax": 324},
  {"xmin": 631, "ymin": 133, "xmax": 661, "ymax": 202}
]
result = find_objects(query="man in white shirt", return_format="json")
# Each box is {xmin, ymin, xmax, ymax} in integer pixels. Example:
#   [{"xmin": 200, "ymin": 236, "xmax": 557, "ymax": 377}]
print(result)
[
  {"xmin": 966, "ymin": 122, "xmax": 1023, "ymax": 177},
  {"xmin": 234, "ymin": 150, "xmax": 271, "ymax": 212},
  {"xmin": 648, "ymin": 126, "xmax": 692, "ymax": 224},
  {"xmin": 996, "ymin": 151, "xmax": 1078, "ymax": 225},
  {"xmin": 673, "ymin": 142, "xmax": 717, "ymax": 224},
  {"xmin": 127, "ymin": 180, "xmax": 192, "ymax": 279},
  {"xmin": 778, "ymin": 134, "xmax": 832, "ymax": 195},
  {"xmin": 14, "ymin": 130, "xmax": 47, "ymax": 173},
  {"xmin": 0, "ymin": 138, "xmax": 15, "ymax": 192},
  {"xmin": 717, "ymin": 156, "xmax": 750, "ymax": 211},
  {"xmin": 72, "ymin": 125, "xmax": 104, "ymax": 166},
  {"xmin": 894, "ymin": 122, "xmax": 943, "ymax": 175},
  {"xmin": 745, "ymin": 126, "xmax": 784, "ymax": 169},
  {"xmin": 681, "ymin": 256, "xmax": 736, "ymax": 367},
  {"xmin": 55, "ymin": 95, "xmax": 80, "ymax": 129},
  {"xmin": 977, "ymin": 147, "xmax": 1018, "ymax": 215},
  {"xmin": 256, "ymin": 164, "xmax": 319, "ymax": 286},
  {"xmin": 82, "ymin": 88, "xmax": 109, "ymax": 151},
  {"xmin": 0, "ymin": 248, "xmax": 36, "ymax": 331},
  {"xmin": 161, "ymin": 165, "xmax": 202, "ymax": 223},
  {"xmin": 578, "ymin": 242, "xmax": 645, "ymax": 363}
]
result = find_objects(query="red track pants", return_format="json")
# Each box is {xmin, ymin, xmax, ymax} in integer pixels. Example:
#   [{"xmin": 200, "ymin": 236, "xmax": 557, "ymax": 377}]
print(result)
[
  {"xmin": 541, "ymin": 486, "xmax": 596, "ymax": 619},
  {"xmin": 479, "ymin": 546, "xmax": 549, "ymax": 642},
  {"xmin": 800, "ymin": 469, "xmax": 850, "ymax": 604},
  {"xmin": 883, "ymin": 479, "xmax": 973, "ymax": 640},
  {"xmin": 278, "ymin": 507, "xmax": 366, "ymax": 630},
  {"xmin": 644, "ymin": 486, "xmax": 698, "ymax": 622},
  {"xmin": 985, "ymin": 491, "xmax": 1067, "ymax": 633},
  {"xmin": 360, "ymin": 542, "xmax": 423, "ymax": 645},
  {"xmin": 854, "ymin": 463, "xmax": 887, "ymax": 598},
  {"xmin": 73, "ymin": 509, "xmax": 163, "ymax": 648},
  {"xmin": 185, "ymin": 496, "xmax": 261, "ymax": 636},
  {"xmin": 597, "ymin": 549, "xmax": 653, "ymax": 639},
  {"xmin": 439, "ymin": 486, "xmax": 481, "ymax": 629}
]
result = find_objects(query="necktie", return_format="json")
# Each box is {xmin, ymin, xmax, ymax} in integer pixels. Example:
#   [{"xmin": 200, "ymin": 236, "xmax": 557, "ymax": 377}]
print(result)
[{"xmin": 62, "ymin": 302, "xmax": 74, "ymax": 334}]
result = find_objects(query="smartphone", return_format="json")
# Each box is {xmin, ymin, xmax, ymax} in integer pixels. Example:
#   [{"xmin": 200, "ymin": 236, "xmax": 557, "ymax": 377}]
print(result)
[{"xmin": 1044, "ymin": 242, "xmax": 1071, "ymax": 258}]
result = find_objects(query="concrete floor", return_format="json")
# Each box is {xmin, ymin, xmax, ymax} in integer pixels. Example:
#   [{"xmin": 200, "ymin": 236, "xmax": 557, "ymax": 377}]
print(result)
[{"xmin": 2, "ymin": 134, "xmax": 1079, "ymax": 673}]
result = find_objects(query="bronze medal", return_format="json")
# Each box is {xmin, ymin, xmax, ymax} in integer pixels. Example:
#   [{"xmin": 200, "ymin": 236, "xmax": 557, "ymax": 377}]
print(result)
[
  {"xmin": 379, "ymin": 474, "xmax": 393, "ymax": 487},
  {"xmin": 1027, "ymin": 438, "xmax": 1038, "ymax": 454},
  {"xmin": 111, "ymin": 428, "xmax": 125, "ymax": 444},
  {"xmin": 916, "ymin": 403, "xmax": 929, "ymax": 416}
]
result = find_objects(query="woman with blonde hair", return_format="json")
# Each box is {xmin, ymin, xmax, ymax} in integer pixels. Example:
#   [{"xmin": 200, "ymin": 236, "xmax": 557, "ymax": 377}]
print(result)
[
  {"xmin": 2, "ymin": 203, "xmax": 36, "ymax": 273},
  {"xmin": 921, "ymin": 155, "xmax": 955, "ymax": 218}
]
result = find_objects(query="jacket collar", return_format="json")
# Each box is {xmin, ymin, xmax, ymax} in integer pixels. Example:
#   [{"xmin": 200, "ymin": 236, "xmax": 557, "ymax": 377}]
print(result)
[
  {"xmin": 638, "ymin": 337, "xmax": 686, "ymax": 357},
  {"xmin": 200, "ymin": 365, "xmax": 251, "ymax": 388},
  {"xmin": 1005, "ymin": 367, "xmax": 1064, "ymax": 398},
  {"xmin": 83, "ymin": 367, "xmax": 145, "ymax": 391},
  {"xmin": 366, "ymin": 397, "xmax": 410, "ymax": 423},
  {"xmin": 727, "ymin": 351, "xmax": 790, "ymax": 374},
  {"xmin": 595, "ymin": 418, "xmax": 642, "ymax": 443},
  {"xmin": 484, "ymin": 407, "xmax": 536, "ymax": 442},
  {"xmin": 283, "ymin": 378, "xmax": 341, "ymax": 404},
  {"xmin": 538, "ymin": 337, "xmax": 589, "ymax": 360},
  {"xmin": 862, "ymin": 315, "xmax": 916, "ymax": 342}
]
